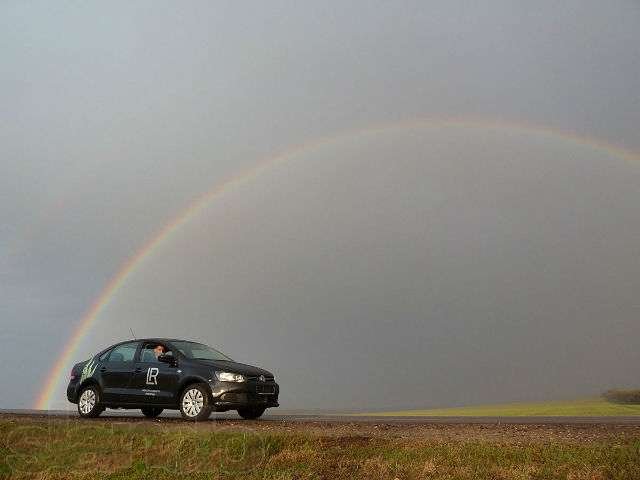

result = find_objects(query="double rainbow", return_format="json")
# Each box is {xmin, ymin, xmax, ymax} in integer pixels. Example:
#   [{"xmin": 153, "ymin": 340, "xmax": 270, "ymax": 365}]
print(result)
[{"xmin": 34, "ymin": 116, "xmax": 640, "ymax": 409}]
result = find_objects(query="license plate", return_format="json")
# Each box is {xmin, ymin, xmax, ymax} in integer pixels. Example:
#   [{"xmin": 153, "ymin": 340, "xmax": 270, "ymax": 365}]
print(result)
[{"xmin": 256, "ymin": 384, "xmax": 275, "ymax": 394}]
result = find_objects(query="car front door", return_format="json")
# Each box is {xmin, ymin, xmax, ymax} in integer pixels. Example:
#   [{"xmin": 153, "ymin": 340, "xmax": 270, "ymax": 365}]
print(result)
[
  {"xmin": 100, "ymin": 342, "xmax": 141, "ymax": 404},
  {"xmin": 129, "ymin": 342, "xmax": 181, "ymax": 405}
]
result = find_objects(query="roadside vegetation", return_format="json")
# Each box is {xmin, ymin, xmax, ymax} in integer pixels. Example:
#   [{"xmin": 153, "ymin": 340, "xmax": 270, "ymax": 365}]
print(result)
[
  {"xmin": 603, "ymin": 389, "xmax": 640, "ymax": 405},
  {"xmin": 1, "ymin": 416, "xmax": 639, "ymax": 479},
  {"xmin": 359, "ymin": 398, "xmax": 640, "ymax": 417}
]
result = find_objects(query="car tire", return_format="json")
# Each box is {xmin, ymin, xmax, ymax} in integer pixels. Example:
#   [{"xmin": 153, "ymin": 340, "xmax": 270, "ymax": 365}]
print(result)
[
  {"xmin": 237, "ymin": 407, "xmax": 266, "ymax": 420},
  {"xmin": 179, "ymin": 383, "xmax": 212, "ymax": 421},
  {"xmin": 77, "ymin": 385, "xmax": 104, "ymax": 418},
  {"xmin": 141, "ymin": 407, "xmax": 164, "ymax": 418}
]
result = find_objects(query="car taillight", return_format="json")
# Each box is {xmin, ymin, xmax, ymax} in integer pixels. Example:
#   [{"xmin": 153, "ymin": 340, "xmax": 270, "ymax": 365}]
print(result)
[{"xmin": 70, "ymin": 368, "xmax": 76, "ymax": 381}]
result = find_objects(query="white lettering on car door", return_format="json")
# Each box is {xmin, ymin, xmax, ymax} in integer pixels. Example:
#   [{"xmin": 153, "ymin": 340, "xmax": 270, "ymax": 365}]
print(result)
[{"xmin": 146, "ymin": 367, "xmax": 159, "ymax": 385}]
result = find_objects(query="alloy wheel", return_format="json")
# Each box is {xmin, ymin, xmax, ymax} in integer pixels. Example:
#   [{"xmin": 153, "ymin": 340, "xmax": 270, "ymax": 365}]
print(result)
[
  {"xmin": 182, "ymin": 388, "xmax": 204, "ymax": 417},
  {"xmin": 79, "ymin": 389, "xmax": 96, "ymax": 414}
]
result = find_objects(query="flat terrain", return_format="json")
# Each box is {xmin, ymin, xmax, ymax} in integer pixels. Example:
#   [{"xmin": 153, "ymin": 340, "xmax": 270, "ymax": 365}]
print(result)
[
  {"xmin": 359, "ymin": 398, "xmax": 640, "ymax": 417},
  {"xmin": 4, "ymin": 408, "xmax": 640, "ymax": 424},
  {"xmin": 2, "ymin": 413, "xmax": 640, "ymax": 479}
]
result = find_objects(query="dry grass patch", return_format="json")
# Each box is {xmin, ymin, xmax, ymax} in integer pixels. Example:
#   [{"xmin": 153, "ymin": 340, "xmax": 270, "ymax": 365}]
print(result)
[{"xmin": 1, "ymin": 416, "xmax": 639, "ymax": 479}]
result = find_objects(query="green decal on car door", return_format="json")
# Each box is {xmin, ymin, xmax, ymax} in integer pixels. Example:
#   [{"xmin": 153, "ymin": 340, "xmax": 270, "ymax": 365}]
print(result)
[{"xmin": 80, "ymin": 359, "xmax": 98, "ymax": 383}]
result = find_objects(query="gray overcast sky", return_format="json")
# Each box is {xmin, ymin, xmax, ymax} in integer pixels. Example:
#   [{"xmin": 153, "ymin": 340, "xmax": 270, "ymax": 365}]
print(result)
[{"xmin": 1, "ymin": 1, "xmax": 639, "ymax": 410}]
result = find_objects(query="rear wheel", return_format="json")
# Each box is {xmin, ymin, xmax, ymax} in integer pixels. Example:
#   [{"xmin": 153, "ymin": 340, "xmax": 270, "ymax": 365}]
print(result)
[
  {"xmin": 237, "ymin": 407, "xmax": 266, "ymax": 420},
  {"xmin": 141, "ymin": 407, "xmax": 163, "ymax": 418},
  {"xmin": 179, "ymin": 384, "xmax": 212, "ymax": 421},
  {"xmin": 77, "ymin": 385, "xmax": 104, "ymax": 418}
]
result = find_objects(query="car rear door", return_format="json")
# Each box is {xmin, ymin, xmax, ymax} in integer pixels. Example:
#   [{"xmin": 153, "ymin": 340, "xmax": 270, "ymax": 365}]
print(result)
[
  {"xmin": 100, "ymin": 342, "xmax": 141, "ymax": 404},
  {"xmin": 129, "ymin": 342, "xmax": 181, "ymax": 405}
]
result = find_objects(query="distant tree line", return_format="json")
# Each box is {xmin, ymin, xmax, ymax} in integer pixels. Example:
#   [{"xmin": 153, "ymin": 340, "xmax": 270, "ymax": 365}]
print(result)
[{"xmin": 602, "ymin": 389, "xmax": 640, "ymax": 404}]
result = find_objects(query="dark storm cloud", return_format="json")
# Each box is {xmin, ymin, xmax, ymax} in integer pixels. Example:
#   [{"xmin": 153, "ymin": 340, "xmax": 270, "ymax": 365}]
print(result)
[{"xmin": 1, "ymin": 1, "xmax": 639, "ymax": 408}]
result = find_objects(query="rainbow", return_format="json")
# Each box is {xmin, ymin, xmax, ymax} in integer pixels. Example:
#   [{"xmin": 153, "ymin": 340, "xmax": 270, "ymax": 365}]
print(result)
[{"xmin": 34, "ymin": 116, "xmax": 640, "ymax": 409}]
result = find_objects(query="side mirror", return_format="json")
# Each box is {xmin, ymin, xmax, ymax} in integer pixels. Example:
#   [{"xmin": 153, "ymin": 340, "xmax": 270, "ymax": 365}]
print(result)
[{"xmin": 158, "ymin": 354, "xmax": 176, "ymax": 365}]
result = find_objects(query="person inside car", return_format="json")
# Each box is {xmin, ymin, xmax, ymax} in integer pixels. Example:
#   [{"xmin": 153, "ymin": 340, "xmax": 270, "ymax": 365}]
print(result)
[{"xmin": 153, "ymin": 345, "xmax": 165, "ymax": 360}]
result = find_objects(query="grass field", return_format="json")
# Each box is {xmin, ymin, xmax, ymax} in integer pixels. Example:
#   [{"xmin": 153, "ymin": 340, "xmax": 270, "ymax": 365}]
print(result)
[
  {"xmin": 1, "ymin": 415, "xmax": 640, "ymax": 479},
  {"xmin": 358, "ymin": 398, "xmax": 640, "ymax": 417}
]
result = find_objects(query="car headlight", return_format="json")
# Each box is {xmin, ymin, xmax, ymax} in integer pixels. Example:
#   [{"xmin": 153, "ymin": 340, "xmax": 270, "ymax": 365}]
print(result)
[{"xmin": 215, "ymin": 371, "xmax": 246, "ymax": 383}]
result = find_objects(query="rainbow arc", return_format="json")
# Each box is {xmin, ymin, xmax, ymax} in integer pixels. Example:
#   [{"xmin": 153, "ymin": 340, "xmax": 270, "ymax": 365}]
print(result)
[{"xmin": 34, "ymin": 116, "xmax": 640, "ymax": 409}]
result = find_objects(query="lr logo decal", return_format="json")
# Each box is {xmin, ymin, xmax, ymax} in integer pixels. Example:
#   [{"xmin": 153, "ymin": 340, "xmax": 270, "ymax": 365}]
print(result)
[{"xmin": 146, "ymin": 367, "xmax": 159, "ymax": 385}]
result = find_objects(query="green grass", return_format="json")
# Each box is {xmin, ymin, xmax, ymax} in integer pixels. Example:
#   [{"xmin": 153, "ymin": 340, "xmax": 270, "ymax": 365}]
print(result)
[
  {"xmin": 1, "ymin": 417, "xmax": 639, "ymax": 479},
  {"xmin": 357, "ymin": 398, "xmax": 640, "ymax": 417}
]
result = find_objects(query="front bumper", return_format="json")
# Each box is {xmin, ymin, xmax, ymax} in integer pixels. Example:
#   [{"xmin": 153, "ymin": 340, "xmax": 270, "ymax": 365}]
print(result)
[{"xmin": 210, "ymin": 379, "xmax": 279, "ymax": 411}]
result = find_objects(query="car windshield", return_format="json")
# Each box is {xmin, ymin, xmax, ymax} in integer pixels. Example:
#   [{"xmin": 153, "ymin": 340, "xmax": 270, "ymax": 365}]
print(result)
[{"xmin": 170, "ymin": 341, "xmax": 233, "ymax": 361}]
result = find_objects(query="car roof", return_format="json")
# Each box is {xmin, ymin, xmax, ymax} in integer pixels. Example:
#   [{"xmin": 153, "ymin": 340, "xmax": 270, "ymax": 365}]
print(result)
[
  {"xmin": 113, "ymin": 338, "xmax": 201, "ymax": 345},
  {"xmin": 96, "ymin": 338, "xmax": 203, "ymax": 353}
]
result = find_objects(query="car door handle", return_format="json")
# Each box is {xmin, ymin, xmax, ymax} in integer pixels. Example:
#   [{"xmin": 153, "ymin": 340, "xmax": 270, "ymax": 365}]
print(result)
[
  {"xmin": 99, "ymin": 367, "xmax": 107, "ymax": 372},
  {"xmin": 135, "ymin": 367, "xmax": 142, "ymax": 372}
]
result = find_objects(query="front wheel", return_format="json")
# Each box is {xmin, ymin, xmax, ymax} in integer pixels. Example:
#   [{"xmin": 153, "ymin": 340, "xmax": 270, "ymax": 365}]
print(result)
[
  {"xmin": 237, "ymin": 407, "xmax": 266, "ymax": 420},
  {"xmin": 141, "ymin": 407, "xmax": 163, "ymax": 418},
  {"xmin": 77, "ymin": 385, "xmax": 104, "ymax": 418},
  {"xmin": 179, "ymin": 384, "xmax": 212, "ymax": 421}
]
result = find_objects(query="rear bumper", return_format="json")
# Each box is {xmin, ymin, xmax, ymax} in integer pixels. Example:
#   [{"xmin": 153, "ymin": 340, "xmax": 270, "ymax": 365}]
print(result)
[
  {"xmin": 67, "ymin": 382, "xmax": 80, "ymax": 404},
  {"xmin": 210, "ymin": 380, "xmax": 279, "ymax": 411}
]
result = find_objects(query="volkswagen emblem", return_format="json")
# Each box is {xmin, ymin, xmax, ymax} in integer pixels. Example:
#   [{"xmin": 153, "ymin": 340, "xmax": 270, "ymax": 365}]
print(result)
[{"xmin": 258, "ymin": 375, "xmax": 266, "ymax": 382}]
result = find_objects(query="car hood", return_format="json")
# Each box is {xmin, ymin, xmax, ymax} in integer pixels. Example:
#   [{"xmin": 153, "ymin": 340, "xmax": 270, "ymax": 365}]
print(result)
[{"xmin": 193, "ymin": 359, "xmax": 273, "ymax": 377}]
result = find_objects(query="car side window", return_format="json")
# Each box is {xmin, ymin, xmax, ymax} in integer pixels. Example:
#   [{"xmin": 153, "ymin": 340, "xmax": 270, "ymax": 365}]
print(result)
[
  {"xmin": 107, "ymin": 342, "xmax": 139, "ymax": 363},
  {"xmin": 139, "ymin": 343, "xmax": 172, "ymax": 363}
]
